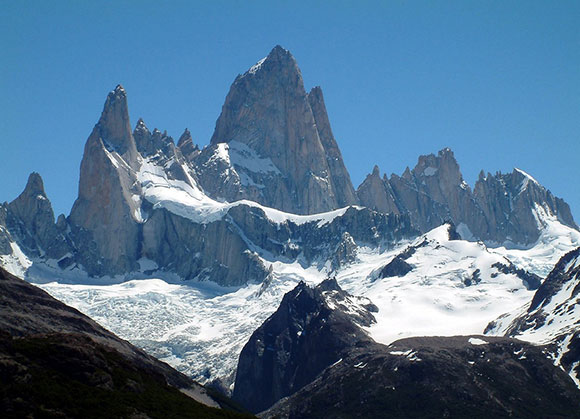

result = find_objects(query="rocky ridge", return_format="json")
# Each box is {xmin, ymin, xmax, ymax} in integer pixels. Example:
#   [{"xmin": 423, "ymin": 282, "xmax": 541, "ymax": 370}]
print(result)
[
  {"xmin": 0, "ymin": 45, "xmax": 577, "ymax": 286},
  {"xmin": 2, "ymin": 80, "xmax": 414, "ymax": 284},
  {"xmin": 357, "ymin": 148, "xmax": 577, "ymax": 245}
]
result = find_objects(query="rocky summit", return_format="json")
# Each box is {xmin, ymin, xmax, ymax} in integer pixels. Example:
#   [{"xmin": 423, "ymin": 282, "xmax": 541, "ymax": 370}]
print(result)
[{"xmin": 201, "ymin": 45, "xmax": 358, "ymax": 214}]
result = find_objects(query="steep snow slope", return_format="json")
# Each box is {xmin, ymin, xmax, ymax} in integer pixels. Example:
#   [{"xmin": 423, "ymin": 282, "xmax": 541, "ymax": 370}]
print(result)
[
  {"xmin": 138, "ymin": 156, "xmax": 353, "ymax": 227},
  {"xmin": 486, "ymin": 205, "xmax": 580, "ymax": 276},
  {"xmin": 485, "ymin": 246, "xmax": 580, "ymax": 388},
  {"xmin": 31, "ymin": 219, "xmax": 579, "ymax": 390}
]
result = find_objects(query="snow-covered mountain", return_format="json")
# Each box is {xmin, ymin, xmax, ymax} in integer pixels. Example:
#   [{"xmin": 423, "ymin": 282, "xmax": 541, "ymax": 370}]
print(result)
[
  {"xmin": 1, "ymin": 45, "xmax": 580, "ymax": 414},
  {"xmin": 486, "ymin": 245, "xmax": 580, "ymax": 388}
]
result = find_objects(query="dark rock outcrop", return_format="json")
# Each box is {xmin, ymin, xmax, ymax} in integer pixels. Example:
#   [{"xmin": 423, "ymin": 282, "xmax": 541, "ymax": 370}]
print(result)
[
  {"xmin": 262, "ymin": 336, "xmax": 580, "ymax": 418},
  {"xmin": 491, "ymin": 261, "xmax": 542, "ymax": 290},
  {"xmin": 233, "ymin": 279, "xmax": 376, "ymax": 413},
  {"xmin": 379, "ymin": 255, "xmax": 413, "ymax": 278}
]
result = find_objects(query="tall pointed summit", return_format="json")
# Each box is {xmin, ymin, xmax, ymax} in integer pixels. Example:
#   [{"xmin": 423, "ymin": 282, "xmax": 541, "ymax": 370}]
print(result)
[
  {"xmin": 6, "ymin": 172, "xmax": 70, "ymax": 259},
  {"xmin": 200, "ymin": 45, "xmax": 358, "ymax": 214},
  {"xmin": 96, "ymin": 85, "xmax": 139, "ymax": 165},
  {"xmin": 69, "ymin": 85, "xmax": 142, "ymax": 276}
]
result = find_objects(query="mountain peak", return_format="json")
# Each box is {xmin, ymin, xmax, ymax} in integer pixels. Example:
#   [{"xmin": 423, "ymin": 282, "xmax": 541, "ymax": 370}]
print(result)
[
  {"xmin": 309, "ymin": 85, "xmax": 323, "ymax": 96},
  {"xmin": 23, "ymin": 172, "xmax": 46, "ymax": 197},
  {"xmin": 97, "ymin": 85, "xmax": 135, "ymax": 157},
  {"xmin": 267, "ymin": 44, "xmax": 292, "ymax": 60},
  {"xmin": 438, "ymin": 147, "xmax": 454, "ymax": 157},
  {"xmin": 134, "ymin": 117, "xmax": 150, "ymax": 136},
  {"xmin": 243, "ymin": 45, "xmax": 298, "ymax": 78},
  {"xmin": 113, "ymin": 84, "xmax": 126, "ymax": 95},
  {"xmin": 177, "ymin": 128, "xmax": 192, "ymax": 147},
  {"xmin": 208, "ymin": 46, "xmax": 356, "ymax": 214}
]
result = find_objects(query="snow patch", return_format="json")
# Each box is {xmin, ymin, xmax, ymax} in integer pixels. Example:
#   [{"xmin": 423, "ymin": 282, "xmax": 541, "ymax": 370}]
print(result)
[
  {"xmin": 228, "ymin": 141, "xmax": 281, "ymax": 175},
  {"xmin": 0, "ymin": 242, "xmax": 32, "ymax": 277},
  {"xmin": 468, "ymin": 337, "xmax": 488, "ymax": 346},
  {"xmin": 423, "ymin": 167, "xmax": 438, "ymax": 176},
  {"xmin": 456, "ymin": 223, "xmax": 475, "ymax": 241},
  {"xmin": 247, "ymin": 57, "xmax": 266, "ymax": 74}
]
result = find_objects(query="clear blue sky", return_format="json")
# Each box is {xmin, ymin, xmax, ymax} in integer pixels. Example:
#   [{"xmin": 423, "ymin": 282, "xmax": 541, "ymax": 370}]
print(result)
[{"xmin": 2, "ymin": 1, "xmax": 579, "ymax": 222}]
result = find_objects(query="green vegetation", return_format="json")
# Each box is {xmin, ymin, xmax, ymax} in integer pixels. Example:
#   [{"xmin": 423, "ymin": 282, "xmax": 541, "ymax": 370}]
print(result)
[{"xmin": 0, "ymin": 334, "xmax": 253, "ymax": 418}]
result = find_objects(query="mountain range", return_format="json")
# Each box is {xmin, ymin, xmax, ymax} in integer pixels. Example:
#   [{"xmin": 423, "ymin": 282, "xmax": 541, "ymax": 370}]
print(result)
[{"xmin": 1, "ymin": 45, "xmax": 579, "ymax": 416}]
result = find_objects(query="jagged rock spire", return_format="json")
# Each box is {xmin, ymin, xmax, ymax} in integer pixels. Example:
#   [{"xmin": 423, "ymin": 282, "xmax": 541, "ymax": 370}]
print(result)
[
  {"xmin": 177, "ymin": 128, "xmax": 199, "ymax": 161},
  {"xmin": 356, "ymin": 147, "xmax": 577, "ymax": 244},
  {"xmin": 69, "ymin": 85, "xmax": 142, "ymax": 276},
  {"xmin": 6, "ymin": 172, "xmax": 70, "ymax": 259},
  {"xmin": 307, "ymin": 86, "xmax": 359, "ymax": 207},
  {"xmin": 96, "ymin": 85, "xmax": 138, "ymax": 163},
  {"xmin": 8, "ymin": 173, "xmax": 52, "ymax": 227}
]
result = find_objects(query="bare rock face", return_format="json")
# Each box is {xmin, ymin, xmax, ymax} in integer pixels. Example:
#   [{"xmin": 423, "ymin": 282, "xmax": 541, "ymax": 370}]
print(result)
[
  {"xmin": 0, "ymin": 205, "xmax": 14, "ymax": 256},
  {"xmin": 356, "ymin": 165, "xmax": 400, "ymax": 215},
  {"xmin": 140, "ymin": 207, "xmax": 268, "ymax": 286},
  {"xmin": 359, "ymin": 149, "xmax": 483, "ymax": 234},
  {"xmin": 307, "ymin": 86, "xmax": 359, "ymax": 208},
  {"xmin": 202, "ymin": 45, "xmax": 358, "ymax": 214},
  {"xmin": 331, "ymin": 231, "xmax": 358, "ymax": 271},
  {"xmin": 357, "ymin": 148, "xmax": 577, "ymax": 245},
  {"xmin": 69, "ymin": 85, "xmax": 142, "ymax": 276},
  {"xmin": 133, "ymin": 119, "xmax": 193, "ymax": 184},
  {"xmin": 474, "ymin": 169, "xmax": 578, "ymax": 244},
  {"xmin": 177, "ymin": 128, "xmax": 200, "ymax": 161},
  {"xmin": 5, "ymin": 173, "xmax": 70, "ymax": 259}
]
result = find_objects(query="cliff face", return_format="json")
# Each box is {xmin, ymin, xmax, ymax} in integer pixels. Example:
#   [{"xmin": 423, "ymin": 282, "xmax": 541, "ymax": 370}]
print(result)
[
  {"xmin": 201, "ymin": 45, "xmax": 358, "ymax": 214},
  {"xmin": 473, "ymin": 168, "xmax": 578, "ymax": 244},
  {"xmin": 49, "ymin": 82, "xmax": 415, "ymax": 284},
  {"xmin": 69, "ymin": 85, "xmax": 142, "ymax": 276}
]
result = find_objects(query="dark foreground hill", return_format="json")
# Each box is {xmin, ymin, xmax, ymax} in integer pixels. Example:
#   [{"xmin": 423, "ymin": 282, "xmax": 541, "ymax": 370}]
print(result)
[
  {"xmin": 262, "ymin": 335, "xmax": 580, "ymax": 419},
  {"xmin": 0, "ymin": 267, "xmax": 252, "ymax": 418}
]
